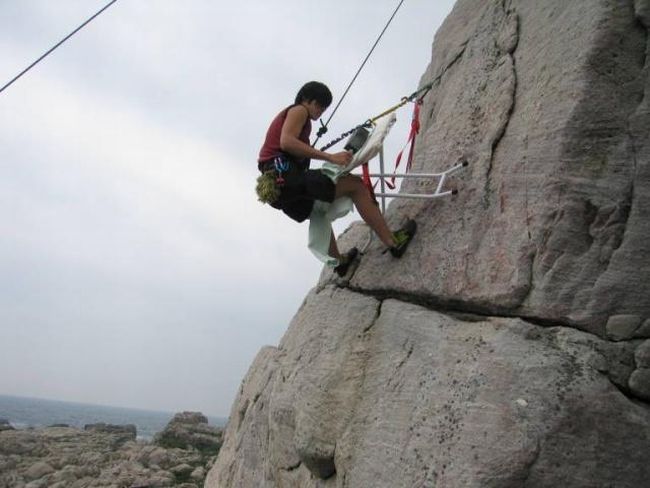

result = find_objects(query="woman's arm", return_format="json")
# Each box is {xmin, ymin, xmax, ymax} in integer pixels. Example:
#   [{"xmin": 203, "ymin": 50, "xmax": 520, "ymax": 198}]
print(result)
[{"xmin": 280, "ymin": 105, "xmax": 351, "ymax": 166}]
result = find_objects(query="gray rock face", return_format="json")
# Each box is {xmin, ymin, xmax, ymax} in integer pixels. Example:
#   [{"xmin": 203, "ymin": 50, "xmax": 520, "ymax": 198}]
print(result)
[
  {"xmin": 606, "ymin": 314, "xmax": 645, "ymax": 341},
  {"xmin": 347, "ymin": 0, "xmax": 650, "ymax": 337},
  {"xmin": 630, "ymin": 339, "xmax": 650, "ymax": 400},
  {"xmin": 207, "ymin": 0, "xmax": 650, "ymax": 486},
  {"xmin": 208, "ymin": 288, "xmax": 649, "ymax": 487}
]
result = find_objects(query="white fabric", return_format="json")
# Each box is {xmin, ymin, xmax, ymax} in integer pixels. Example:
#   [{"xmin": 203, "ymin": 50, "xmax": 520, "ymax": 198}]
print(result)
[
  {"xmin": 308, "ymin": 198, "xmax": 353, "ymax": 266},
  {"xmin": 307, "ymin": 114, "xmax": 397, "ymax": 265}
]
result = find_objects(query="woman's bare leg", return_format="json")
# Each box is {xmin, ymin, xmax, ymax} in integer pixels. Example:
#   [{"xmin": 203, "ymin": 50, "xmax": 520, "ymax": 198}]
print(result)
[{"xmin": 335, "ymin": 175, "xmax": 396, "ymax": 247}]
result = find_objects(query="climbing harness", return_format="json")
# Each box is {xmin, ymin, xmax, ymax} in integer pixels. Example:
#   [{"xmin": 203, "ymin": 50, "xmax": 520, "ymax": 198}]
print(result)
[
  {"xmin": 273, "ymin": 157, "xmax": 290, "ymax": 186},
  {"xmin": 255, "ymin": 156, "xmax": 291, "ymax": 204}
]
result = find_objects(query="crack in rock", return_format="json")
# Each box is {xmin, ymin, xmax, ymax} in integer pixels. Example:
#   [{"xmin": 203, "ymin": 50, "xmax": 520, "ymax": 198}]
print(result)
[
  {"xmin": 281, "ymin": 461, "xmax": 302, "ymax": 472},
  {"xmin": 484, "ymin": 6, "xmax": 519, "ymax": 204},
  {"xmin": 429, "ymin": 41, "xmax": 469, "ymax": 88},
  {"xmin": 521, "ymin": 439, "xmax": 542, "ymax": 486},
  {"xmin": 362, "ymin": 299, "xmax": 383, "ymax": 333},
  {"xmin": 348, "ymin": 285, "xmax": 648, "ymax": 410}
]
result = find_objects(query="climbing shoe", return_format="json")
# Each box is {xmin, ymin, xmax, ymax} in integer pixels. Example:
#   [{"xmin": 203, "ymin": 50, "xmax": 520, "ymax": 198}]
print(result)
[
  {"xmin": 389, "ymin": 219, "xmax": 417, "ymax": 258},
  {"xmin": 334, "ymin": 247, "xmax": 359, "ymax": 277}
]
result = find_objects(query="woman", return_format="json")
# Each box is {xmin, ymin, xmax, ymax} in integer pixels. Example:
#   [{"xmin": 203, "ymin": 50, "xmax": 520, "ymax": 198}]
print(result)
[{"xmin": 258, "ymin": 81, "xmax": 416, "ymax": 276}]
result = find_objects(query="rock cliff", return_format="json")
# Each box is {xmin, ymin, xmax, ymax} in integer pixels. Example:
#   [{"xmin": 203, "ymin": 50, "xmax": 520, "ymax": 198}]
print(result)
[{"xmin": 207, "ymin": 0, "xmax": 650, "ymax": 486}]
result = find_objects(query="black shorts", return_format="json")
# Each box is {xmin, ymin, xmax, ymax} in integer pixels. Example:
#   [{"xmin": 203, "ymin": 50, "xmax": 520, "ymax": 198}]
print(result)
[{"xmin": 259, "ymin": 160, "xmax": 336, "ymax": 222}]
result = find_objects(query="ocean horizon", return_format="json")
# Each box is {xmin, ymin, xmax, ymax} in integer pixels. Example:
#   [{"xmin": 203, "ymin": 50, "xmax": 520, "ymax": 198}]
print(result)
[{"xmin": 0, "ymin": 394, "xmax": 227, "ymax": 440}]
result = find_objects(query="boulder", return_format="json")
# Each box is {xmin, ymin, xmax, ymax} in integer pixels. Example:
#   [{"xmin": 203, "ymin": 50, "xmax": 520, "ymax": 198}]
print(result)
[
  {"xmin": 636, "ymin": 339, "xmax": 650, "ymax": 367},
  {"xmin": 154, "ymin": 412, "xmax": 222, "ymax": 454},
  {"xmin": 170, "ymin": 462, "xmax": 194, "ymax": 480},
  {"xmin": 629, "ymin": 368, "xmax": 650, "ymax": 401},
  {"xmin": 170, "ymin": 412, "xmax": 208, "ymax": 425},
  {"xmin": 190, "ymin": 466, "xmax": 206, "ymax": 482},
  {"xmin": 606, "ymin": 314, "xmax": 644, "ymax": 341},
  {"xmin": 635, "ymin": 318, "xmax": 650, "ymax": 338},
  {"xmin": 0, "ymin": 418, "xmax": 14, "ymax": 432},
  {"xmin": 83, "ymin": 422, "xmax": 136, "ymax": 443},
  {"xmin": 24, "ymin": 460, "xmax": 55, "ymax": 480}
]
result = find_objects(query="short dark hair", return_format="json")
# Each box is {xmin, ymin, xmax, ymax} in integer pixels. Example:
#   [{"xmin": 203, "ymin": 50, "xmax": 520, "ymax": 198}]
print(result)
[{"xmin": 295, "ymin": 81, "xmax": 332, "ymax": 108}]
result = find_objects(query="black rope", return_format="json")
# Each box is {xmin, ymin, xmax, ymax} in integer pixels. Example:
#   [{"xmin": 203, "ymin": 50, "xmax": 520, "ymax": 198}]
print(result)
[
  {"xmin": 0, "ymin": 0, "xmax": 119, "ymax": 95},
  {"xmin": 319, "ymin": 120, "xmax": 373, "ymax": 152},
  {"xmin": 313, "ymin": 0, "xmax": 406, "ymax": 147}
]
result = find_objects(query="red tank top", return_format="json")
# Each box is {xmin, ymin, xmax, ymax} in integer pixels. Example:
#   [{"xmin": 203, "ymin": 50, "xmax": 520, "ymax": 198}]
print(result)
[{"xmin": 258, "ymin": 105, "xmax": 312, "ymax": 163}]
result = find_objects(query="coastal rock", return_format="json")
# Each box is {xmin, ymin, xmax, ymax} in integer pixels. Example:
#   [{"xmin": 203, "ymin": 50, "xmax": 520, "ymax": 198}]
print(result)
[
  {"xmin": 0, "ymin": 413, "xmax": 223, "ymax": 488},
  {"xmin": 606, "ymin": 314, "xmax": 644, "ymax": 341},
  {"xmin": 167, "ymin": 411, "xmax": 208, "ymax": 425},
  {"xmin": 24, "ymin": 461, "xmax": 55, "ymax": 480},
  {"xmin": 207, "ymin": 0, "xmax": 650, "ymax": 485},
  {"xmin": 629, "ymin": 368, "xmax": 650, "ymax": 401},
  {"xmin": 0, "ymin": 418, "xmax": 14, "ymax": 432},
  {"xmin": 83, "ymin": 422, "xmax": 137, "ymax": 445},
  {"xmin": 635, "ymin": 318, "xmax": 650, "ymax": 338},
  {"xmin": 154, "ymin": 411, "xmax": 223, "ymax": 453},
  {"xmin": 636, "ymin": 339, "xmax": 650, "ymax": 367},
  {"xmin": 170, "ymin": 462, "xmax": 194, "ymax": 480},
  {"xmin": 190, "ymin": 466, "xmax": 206, "ymax": 482},
  {"xmin": 629, "ymin": 340, "xmax": 650, "ymax": 400}
]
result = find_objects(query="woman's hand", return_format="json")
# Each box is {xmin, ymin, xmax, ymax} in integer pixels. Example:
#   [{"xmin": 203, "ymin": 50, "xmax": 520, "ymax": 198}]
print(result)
[{"xmin": 328, "ymin": 151, "xmax": 353, "ymax": 166}]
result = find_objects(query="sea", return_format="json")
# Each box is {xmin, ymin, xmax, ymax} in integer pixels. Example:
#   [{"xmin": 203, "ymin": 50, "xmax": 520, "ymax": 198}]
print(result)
[{"xmin": 0, "ymin": 394, "xmax": 227, "ymax": 441}]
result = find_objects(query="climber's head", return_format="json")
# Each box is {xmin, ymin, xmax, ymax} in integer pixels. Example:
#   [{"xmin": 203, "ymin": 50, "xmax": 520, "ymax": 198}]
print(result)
[{"xmin": 295, "ymin": 81, "xmax": 332, "ymax": 120}]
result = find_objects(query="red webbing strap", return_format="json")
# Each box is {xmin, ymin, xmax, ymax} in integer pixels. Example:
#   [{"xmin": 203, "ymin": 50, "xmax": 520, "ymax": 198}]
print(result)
[
  {"xmin": 386, "ymin": 100, "xmax": 422, "ymax": 190},
  {"xmin": 361, "ymin": 162, "xmax": 378, "ymax": 204}
]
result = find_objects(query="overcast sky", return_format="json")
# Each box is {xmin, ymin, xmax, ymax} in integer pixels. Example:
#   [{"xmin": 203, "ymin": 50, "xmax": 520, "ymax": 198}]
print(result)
[{"xmin": 0, "ymin": 0, "xmax": 455, "ymax": 416}]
